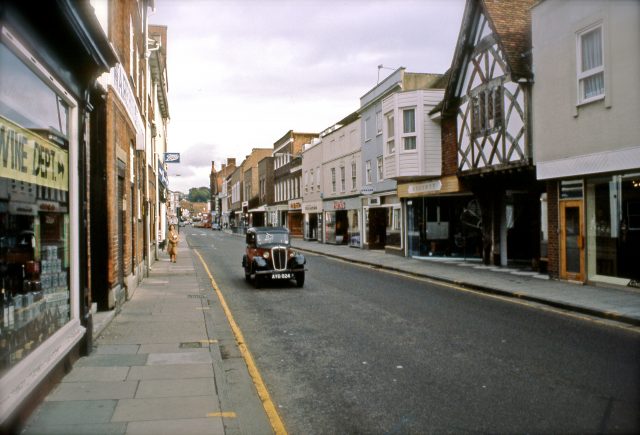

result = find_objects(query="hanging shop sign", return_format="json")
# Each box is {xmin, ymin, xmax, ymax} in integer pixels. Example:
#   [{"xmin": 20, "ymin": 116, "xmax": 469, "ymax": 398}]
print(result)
[
  {"xmin": 164, "ymin": 152, "xmax": 180, "ymax": 163},
  {"xmin": 0, "ymin": 116, "xmax": 69, "ymax": 191},
  {"xmin": 360, "ymin": 185, "xmax": 375, "ymax": 195}
]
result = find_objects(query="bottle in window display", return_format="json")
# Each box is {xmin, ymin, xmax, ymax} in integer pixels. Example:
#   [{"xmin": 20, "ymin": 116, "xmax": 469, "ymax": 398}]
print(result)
[
  {"xmin": 1, "ymin": 285, "xmax": 7, "ymax": 329},
  {"xmin": 0, "ymin": 328, "xmax": 10, "ymax": 371},
  {"xmin": 3, "ymin": 286, "xmax": 15, "ymax": 330}
]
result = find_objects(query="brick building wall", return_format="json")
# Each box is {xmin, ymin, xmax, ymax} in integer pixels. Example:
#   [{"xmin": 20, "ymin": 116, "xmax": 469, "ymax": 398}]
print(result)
[{"xmin": 441, "ymin": 115, "xmax": 458, "ymax": 177}]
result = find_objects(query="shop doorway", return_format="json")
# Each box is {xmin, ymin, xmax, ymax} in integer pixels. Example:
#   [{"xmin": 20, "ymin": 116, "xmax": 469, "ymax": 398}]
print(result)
[
  {"xmin": 367, "ymin": 207, "xmax": 387, "ymax": 249},
  {"xmin": 288, "ymin": 212, "xmax": 303, "ymax": 237},
  {"xmin": 560, "ymin": 200, "xmax": 584, "ymax": 281},
  {"xmin": 117, "ymin": 173, "xmax": 125, "ymax": 287}
]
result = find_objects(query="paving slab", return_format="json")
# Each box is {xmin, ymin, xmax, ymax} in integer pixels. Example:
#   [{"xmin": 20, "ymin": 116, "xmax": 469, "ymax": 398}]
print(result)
[
  {"xmin": 111, "ymin": 396, "xmax": 220, "ymax": 422},
  {"xmin": 146, "ymin": 351, "xmax": 213, "ymax": 365},
  {"xmin": 95, "ymin": 344, "xmax": 141, "ymax": 355},
  {"xmin": 62, "ymin": 366, "xmax": 131, "ymax": 383},
  {"xmin": 75, "ymin": 353, "xmax": 148, "ymax": 367},
  {"xmin": 46, "ymin": 381, "xmax": 139, "ymax": 401},
  {"xmin": 23, "ymin": 422, "xmax": 127, "ymax": 435},
  {"xmin": 125, "ymin": 418, "xmax": 225, "ymax": 435},
  {"xmin": 98, "ymin": 321, "xmax": 206, "ymax": 345},
  {"xmin": 126, "ymin": 363, "xmax": 214, "ymax": 381},
  {"xmin": 25, "ymin": 400, "xmax": 117, "ymax": 426},
  {"xmin": 138, "ymin": 343, "xmax": 211, "ymax": 354},
  {"xmin": 135, "ymin": 378, "xmax": 216, "ymax": 398}
]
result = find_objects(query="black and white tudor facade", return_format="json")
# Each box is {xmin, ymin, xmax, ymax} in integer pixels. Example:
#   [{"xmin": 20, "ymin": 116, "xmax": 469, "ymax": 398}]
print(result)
[{"xmin": 442, "ymin": 0, "xmax": 544, "ymax": 268}]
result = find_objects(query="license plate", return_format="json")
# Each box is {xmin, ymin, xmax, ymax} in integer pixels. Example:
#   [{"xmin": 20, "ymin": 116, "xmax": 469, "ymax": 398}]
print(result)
[{"xmin": 271, "ymin": 273, "xmax": 292, "ymax": 279}]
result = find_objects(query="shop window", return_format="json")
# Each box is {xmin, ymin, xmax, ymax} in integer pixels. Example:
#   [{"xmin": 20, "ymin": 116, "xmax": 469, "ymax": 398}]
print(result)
[
  {"xmin": 587, "ymin": 174, "xmax": 640, "ymax": 282},
  {"xmin": 1, "ymin": 40, "xmax": 74, "ymax": 373},
  {"xmin": 385, "ymin": 207, "xmax": 402, "ymax": 248}
]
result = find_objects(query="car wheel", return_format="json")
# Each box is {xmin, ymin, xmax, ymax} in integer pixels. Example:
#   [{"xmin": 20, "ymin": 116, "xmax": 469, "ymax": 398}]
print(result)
[{"xmin": 295, "ymin": 272, "xmax": 305, "ymax": 288}]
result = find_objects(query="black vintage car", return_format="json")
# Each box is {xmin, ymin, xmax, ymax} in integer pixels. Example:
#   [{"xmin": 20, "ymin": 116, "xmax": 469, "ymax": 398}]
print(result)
[{"xmin": 242, "ymin": 226, "xmax": 306, "ymax": 288}]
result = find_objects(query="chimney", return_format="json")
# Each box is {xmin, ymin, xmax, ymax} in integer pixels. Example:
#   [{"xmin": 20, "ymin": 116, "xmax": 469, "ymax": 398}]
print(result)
[{"xmin": 228, "ymin": 158, "xmax": 236, "ymax": 166}]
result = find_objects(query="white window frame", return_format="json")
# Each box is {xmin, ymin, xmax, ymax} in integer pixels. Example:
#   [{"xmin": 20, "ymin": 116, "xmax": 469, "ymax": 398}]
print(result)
[
  {"xmin": 340, "ymin": 166, "xmax": 346, "ymax": 192},
  {"xmin": 351, "ymin": 161, "xmax": 357, "ymax": 190},
  {"xmin": 576, "ymin": 22, "xmax": 604, "ymax": 105},
  {"xmin": 365, "ymin": 160, "xmax": 372, "ymax": 184},
  {"xmin": 364, "ymin": 116, "xmax": 372, "ymax": 142},
  {"xmin": 331, "ymin": 167, "xmax": 336, "ymax": 192},
  {"xmin": 376, "ymin": 110, "xmax": 382, "ymax": 136},
  {"xmin": 401, "ymin": 107, "xmax": 417, "ymax": 151},
  {"xmin": 377, "ymin": 156, "xmax": 383, "ymax": 181},
  {"xmin": 384, "ymin": 111, "xmax": 395, "ymax": 155}
]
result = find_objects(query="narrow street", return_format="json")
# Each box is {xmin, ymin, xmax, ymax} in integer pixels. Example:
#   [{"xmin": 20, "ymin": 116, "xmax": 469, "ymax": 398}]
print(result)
[{"xmin": 188, "ymin": 227, "xmax": 640, "ymax": 434}]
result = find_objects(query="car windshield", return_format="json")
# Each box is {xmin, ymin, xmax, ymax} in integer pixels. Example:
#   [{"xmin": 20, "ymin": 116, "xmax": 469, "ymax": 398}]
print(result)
[{"xmin": 256, "ymin": 232, "xmax": 289, "ymax": 246}]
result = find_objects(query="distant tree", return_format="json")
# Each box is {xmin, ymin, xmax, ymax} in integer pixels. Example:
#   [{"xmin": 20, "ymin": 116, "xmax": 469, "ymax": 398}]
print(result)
[{"xmin": 188, "ymin": 186, "xmax": 210, "ymax": 203}]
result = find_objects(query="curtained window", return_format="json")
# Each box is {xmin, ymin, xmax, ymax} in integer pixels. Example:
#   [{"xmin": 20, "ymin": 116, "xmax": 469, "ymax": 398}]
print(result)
[{"xmin": 578, "ymin": 25, "xmax": 604, "ymax": 103}]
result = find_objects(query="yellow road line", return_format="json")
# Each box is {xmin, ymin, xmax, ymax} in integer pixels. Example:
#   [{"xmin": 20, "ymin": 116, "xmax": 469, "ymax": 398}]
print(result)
[{"xmin": 194, "ymin": 249, "xmax": 288, "ymax": 435}]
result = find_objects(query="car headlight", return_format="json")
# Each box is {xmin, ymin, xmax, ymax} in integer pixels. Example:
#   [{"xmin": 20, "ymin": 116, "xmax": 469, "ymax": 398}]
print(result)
[
  {"xmin": 289, "ymin": 250, "xmax": 295, "ymax": 257},
  {"xmin": 262, "ymin": 251, "xmax": 270, "ymax": 259}
]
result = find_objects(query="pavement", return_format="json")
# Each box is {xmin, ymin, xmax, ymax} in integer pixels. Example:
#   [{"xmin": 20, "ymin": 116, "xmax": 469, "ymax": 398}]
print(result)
[
  {"xmin": 20, "ymin": 229, "xmax": 640, "ymax": 434},
  {"xmin": 21, "ymin": 236, "xmax": 273, "ymax": 435}
]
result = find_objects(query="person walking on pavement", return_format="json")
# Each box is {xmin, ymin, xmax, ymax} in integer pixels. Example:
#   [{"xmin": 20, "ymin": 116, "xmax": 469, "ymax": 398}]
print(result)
[{"xmin": 168, "ymin": 224, "xmax": 179, "ymax": 263}]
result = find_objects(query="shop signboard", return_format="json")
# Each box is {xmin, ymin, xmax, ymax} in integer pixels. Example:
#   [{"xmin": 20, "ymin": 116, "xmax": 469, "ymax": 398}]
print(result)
[
  {"xmin": 108, "ymin": 64, "xmax": 145, "ymax": 149},
  {"xmin": 164, "ymin": 152, "xmax": 180, "ymax": 163},
  {"xmin": 0, "ymin": 116, "xmax": 69, "ymax": 191},
  {"xmin": 288, "ymin": 200, "xmax": 302, "ymax": 210}
]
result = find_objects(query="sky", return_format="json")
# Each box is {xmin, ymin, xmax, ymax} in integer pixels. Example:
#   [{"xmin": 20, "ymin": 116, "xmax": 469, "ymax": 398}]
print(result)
[{"xmin": 149, "ymin": 0, "xmax": 466, "ymax": 193}]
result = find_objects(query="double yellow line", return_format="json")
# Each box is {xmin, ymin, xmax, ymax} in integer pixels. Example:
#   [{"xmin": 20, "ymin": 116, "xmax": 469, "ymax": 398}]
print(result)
[{"xmin": 194, "ymin": 249, "xmax": 287, "ymax": 435}]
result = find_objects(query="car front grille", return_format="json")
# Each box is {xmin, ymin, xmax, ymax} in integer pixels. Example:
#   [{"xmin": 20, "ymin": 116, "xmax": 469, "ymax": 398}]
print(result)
[{"xmin": 272, "ymin": 247, "xmax": 287, "ymax": 271}]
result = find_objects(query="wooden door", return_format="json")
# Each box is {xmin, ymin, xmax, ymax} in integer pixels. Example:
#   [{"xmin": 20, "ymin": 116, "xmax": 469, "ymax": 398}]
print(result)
[{"xmin": 559, "ymin": 200, "xmax": 585, "ymax": 281}]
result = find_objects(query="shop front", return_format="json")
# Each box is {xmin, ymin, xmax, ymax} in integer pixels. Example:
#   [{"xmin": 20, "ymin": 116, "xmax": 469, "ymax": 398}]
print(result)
[
  {"xmin": 248, "ymin": 205, "xmax": 267, "ymax": 227},
  {"xmin": 399, "ymin": 177, "xmax": 481, "ymax": 259},
  {"xmin": 585, "ymin": 173, "xmax": 640, "ymax": 287},
  {"xmin": 287, "ymin": 199, "xmax": 303, "ymax": 237},
  {"xmin": 302, "ymin": 201, "xmax": 322, "ymax": 241},
  {"xmin": 0, "ymin": 2, "xmax": 115, "ymax": 428},
  {"xmin": 558, "ymin": 172, "xmax": 640, "ymax": 287},
  {"xmin": 362, "ymin": 193, "xmax": 400, "ymax": 252},
  {"xmin": 324, "ymin": 197, "xmax": 360, "ymax": 246}
]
